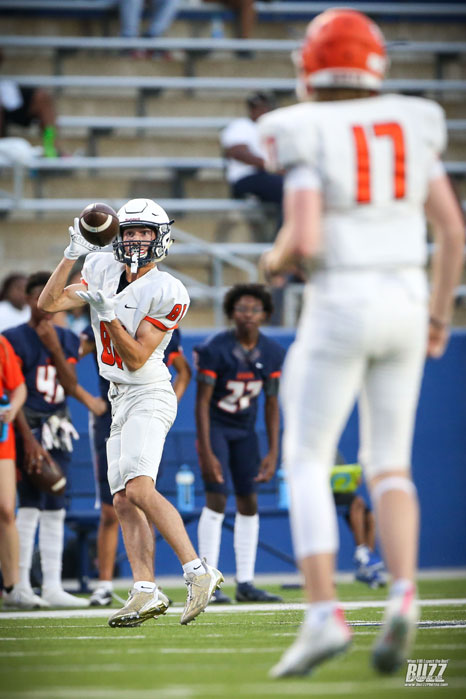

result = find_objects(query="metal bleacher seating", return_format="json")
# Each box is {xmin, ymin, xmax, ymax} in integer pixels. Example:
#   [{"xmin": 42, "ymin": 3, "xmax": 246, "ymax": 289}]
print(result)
[{"xmin": 1, "ymin": 0, "xmax": 465, "ymax": 315}]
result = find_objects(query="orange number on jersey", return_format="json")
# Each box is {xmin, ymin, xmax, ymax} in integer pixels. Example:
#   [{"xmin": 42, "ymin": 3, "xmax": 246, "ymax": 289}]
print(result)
[
  {"xmin": 100, "ymin": 322, "xmax": 123, "ymax": 369},
  {"xmin": 352, "ymin": 121, "xmax": 406, "ymax": 203},
  {"xmin": 166, "ymin": 303, "xmax": 187, "ymax": 322}
]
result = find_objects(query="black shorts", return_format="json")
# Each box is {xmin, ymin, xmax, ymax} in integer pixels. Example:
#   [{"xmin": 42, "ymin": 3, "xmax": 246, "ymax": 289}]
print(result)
[
  {"xmin": 203, "ymin": 422, "xmax": 260, "ymax": 497},
  {"xmin": 333, "ymin": 492, "xmax": 370, "ymax": 524},
  {"xmin": 2, "ymin": 87, "xmax": 35, "ymax": 133},
  {"xmin": 90, "ymin": 409, "xmax": 112, "ymax": 507}
]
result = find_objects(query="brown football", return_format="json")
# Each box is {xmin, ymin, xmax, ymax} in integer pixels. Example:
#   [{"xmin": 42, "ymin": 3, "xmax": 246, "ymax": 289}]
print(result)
[
  {"xmin": 28, "ymin": 457, "xmax": 67, "ymax": 497},
  {"xmin": 78, "ymin": 202, "xmax": 119, "ymax": 247}
]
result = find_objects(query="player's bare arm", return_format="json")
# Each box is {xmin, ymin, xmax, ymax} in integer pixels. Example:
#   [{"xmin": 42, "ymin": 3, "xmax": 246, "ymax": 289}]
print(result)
[
  {"xmin": 0, "ymin": 382, "xmax": 26, "ymax": 426},
  {"xmin": 38, "ymin": 217, "xmax": 100, "ymax": 313},
  {"xmin": 14, "ymin": 409, "xmax": 54, "ymax": 473},
  {"xmin": 261, "ymin": 188, "xmax": 322, "ymax": 277},
  {"xmin": 195, "ymin": 381, "xmax": 224, "ymax": 484},
  {"xmin": 425, "ymin": 173, "xmax": 465, "ymax": 358},
  {"xmin": 255, "ymin": 394, "xmax": 280, "ymax": 483},
  {"xmin": 171, "ymin": 353, "xmax": 192, "ymax": 401},
  {"xmin": 35, "ymin": 319, "xmax": 106, "ymax": 414},
  {"xmin": 103, "ymin": 316, "xmax": 166, "ymax": 372}
]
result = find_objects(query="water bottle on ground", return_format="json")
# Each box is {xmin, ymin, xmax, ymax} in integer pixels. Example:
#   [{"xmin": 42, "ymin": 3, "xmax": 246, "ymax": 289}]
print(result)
[
  {"xmin": 0, "ymin": 394, "xmax": 11, "ymax": 443},
  {"xmin": 176, "ymin": 463, "xmax": 195, "ymax": 512},
  {"xmin": 277, "ymin": 466, "xmax": 289, "ymax": 510}
]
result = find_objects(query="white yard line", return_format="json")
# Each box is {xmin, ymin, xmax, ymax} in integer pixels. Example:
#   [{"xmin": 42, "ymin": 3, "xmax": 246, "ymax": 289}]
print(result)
[{"xmin": 0, "ymin": 597, "xmax": 464, "ymax": 621}]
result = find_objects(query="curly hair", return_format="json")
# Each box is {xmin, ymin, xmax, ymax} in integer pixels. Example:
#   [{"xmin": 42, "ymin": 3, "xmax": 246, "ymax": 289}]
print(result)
[
  {"xmin": 223, "ymin": 284, "xmax": 274, "ymax": 319},
  {"xmin": 26, "ymin": 271, "xmax": 52, "ymax": 296},
  {"xmin": 0, "ymin": 273, "xmax": 27, "ymax": 301}
]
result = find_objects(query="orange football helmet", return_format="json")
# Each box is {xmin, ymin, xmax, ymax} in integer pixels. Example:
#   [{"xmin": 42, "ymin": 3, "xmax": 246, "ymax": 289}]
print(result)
[{"xmin": 295, "ymin": 8, "xmax": 387, "ymax": 92}]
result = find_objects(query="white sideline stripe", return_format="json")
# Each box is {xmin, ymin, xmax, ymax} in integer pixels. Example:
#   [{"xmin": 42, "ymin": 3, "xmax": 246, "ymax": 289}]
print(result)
[
  {"xmin": 0, "ymin": 597, "xmax": 464, "ymax": 620},
  {"xmin": 5, "ymin": 680, "xmax": 466, "ymax": 699}
]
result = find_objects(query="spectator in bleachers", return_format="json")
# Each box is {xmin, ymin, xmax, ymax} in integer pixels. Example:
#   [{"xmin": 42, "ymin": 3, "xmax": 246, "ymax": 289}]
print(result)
[
  {"xmin": 203, "ymin": 0, "xmax": 256, "ymax": 40},
  {"xmin": 3, "ymin": 272, "xmax": 106, "ymax": 609},
  {"xmin": 0, "ymin": 274, "xmax": 31, "ymax": 333},
  {"xmin": 0, "ymin": 52, "xmax": 62, "ymax": 158},
  {"xmin": 221, "ymin": 91, "xmax": 283, "ymax": 232},
  {"xmin": 119, "ymin": 0, "xmax": 180, "ymax": 57}
]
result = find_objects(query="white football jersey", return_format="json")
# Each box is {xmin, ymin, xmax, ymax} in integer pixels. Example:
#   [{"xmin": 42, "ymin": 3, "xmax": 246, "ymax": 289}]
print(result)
[
  {"xmin": 259, "ymin": 94, "xmax": 446, "ymax": 269},
  {"xmin": 81, "ymin": 253, "xmax": 190, "ymax": 385}
]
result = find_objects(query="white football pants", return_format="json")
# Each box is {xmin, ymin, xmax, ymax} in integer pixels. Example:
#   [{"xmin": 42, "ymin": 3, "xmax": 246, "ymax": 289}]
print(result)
[{"xmin": 281, "ymin": 270, "xmax": 428, "ymax": 560}]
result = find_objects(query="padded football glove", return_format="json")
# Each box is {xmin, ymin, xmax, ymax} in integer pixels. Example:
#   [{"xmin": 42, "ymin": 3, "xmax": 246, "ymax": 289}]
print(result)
[
  {"xmin": 64, "ymin": 217, "xmax": 101, "ymax": 260},
  {"xmin": 76, "ymin": 289, "xmax": 116, "ymax": 323}
]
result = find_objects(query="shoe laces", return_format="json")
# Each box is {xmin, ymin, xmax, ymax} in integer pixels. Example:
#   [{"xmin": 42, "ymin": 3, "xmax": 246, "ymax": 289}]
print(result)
[{"xmin": 184, "ymin": 574, "xmax": 201, "ymax": 603}]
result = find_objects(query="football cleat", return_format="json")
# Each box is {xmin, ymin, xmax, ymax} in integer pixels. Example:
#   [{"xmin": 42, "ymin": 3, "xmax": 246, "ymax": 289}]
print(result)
[
  {"xmin": 108, "ymin": 588, "xmax": 169, "ymax": 628},
  {"xmin": 90, "ymin": 586, "xmax": 113, "ymax": 607},
  {"xmin": 2, "ymin": 586, "xmax": 50, "ymax": 610},
  {"xmin": 236, "ymin": 582, "xmax": 283, "ymax": 603},
  {"xmin": 180, "ymin": 559, "xmax": 224, "ymax": 625},
  {"xmin": 210, "ymin": 588, "xmax": 232, "ymax": 604},
  {"xmin": 42, "ymin": 587, "xmax": 90, "ymax": 608},
  {"xmin": 372, "ymin": 585, "xmax": 419, "ymax": 674},
  {"xmin": 270, "ymin": 607, "xmax": 352, "ymax": 678}
]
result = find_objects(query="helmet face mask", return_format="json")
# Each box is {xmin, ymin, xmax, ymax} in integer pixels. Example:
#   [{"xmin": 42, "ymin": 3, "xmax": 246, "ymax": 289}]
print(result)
[
  {"xmin": 113, "ymin": 199, "xmax": 174, "ymax": 270},
  {"xmin": 295, "ymin": 9, "xmax": 387, "ymax": 96}
]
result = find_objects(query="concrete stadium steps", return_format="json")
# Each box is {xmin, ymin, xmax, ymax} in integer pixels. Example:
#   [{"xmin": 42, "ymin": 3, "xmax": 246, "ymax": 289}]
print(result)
[
  {"xmin": 0, "ymin": 174, "xmax": 230, "ymax": 200},
  {"xmin": 3, "ymin": 47, "xmax": 465, "ymax": 82}
]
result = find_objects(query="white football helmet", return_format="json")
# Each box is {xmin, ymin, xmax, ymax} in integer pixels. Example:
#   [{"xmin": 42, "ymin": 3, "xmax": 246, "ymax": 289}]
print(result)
[{"xmin": 113, "ymin": 198, "xmax": 174, "ymax": 268}]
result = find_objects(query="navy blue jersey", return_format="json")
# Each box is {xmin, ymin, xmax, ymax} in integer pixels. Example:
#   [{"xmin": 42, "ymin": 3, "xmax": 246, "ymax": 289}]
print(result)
[
  {"xmin": 82, "ymin": 324, "xmax": 183, "ymax": 400},
  {"xmin": 194, "ymin": 329, "xmax": 285, "ymax": 430},
  {"xmin": 165, "ymin": 328, "xmax": 182, "ymax": 367},
  {"xmin": 4, "ymin": 323, "xmax": 79, "ymax": 416}
]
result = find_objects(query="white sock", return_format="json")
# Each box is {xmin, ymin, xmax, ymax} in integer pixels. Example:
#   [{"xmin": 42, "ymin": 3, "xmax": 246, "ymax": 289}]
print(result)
[
  {"xmin": 97, "ymin": 580, "xmax": 113, "ymax": 591},
  {"xmin": 390, "ymin": 578, "xmax": 415, "ymax": 598},
  {"xmin": 16, "ymin": 507, "xmax": 40, "ymax": 589},
  {"xmin": 354, "ymin": 544, "xmax": 370, "ymax": 565},
  {"xmin": 197, "ymin": 507, "xmax": 224, "ymax": 569},
  {"xmin": 183, "ymin": 558, "xmax": 204, "ymax": 576},
  {"xmin": 134, "ymin": 580, "xmax": 156, "ymax": 593},
  {"xmin": 234, "ymin": 513, "xmax": 259, "ymax": 584},
  {"xmin": 305, "ymin": 600, "xmax": 337, "ymax": 628},
  {"xmin": 39, "ymin": 509, "xmax": 65, "ymax": 591}
]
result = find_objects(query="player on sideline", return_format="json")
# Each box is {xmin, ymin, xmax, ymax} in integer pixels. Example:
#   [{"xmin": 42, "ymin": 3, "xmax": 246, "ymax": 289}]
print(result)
[
  {"xmin": 38, "ymin": 198, "xmax": 223, "ymax": 626},
  {"xmin": 259, "ymin": 8, "xmax": 464, "ymax": 677},
  {"xmin": 4, "ymin": 272, "xmax": 107, "ymax": 608},
  {"xmin": 194, "ymin": 284, "xmax": 285, "ymax": 603},
  {"xmin": 79, "ymin": 325, "xmax": 192, "ymax": 607}
]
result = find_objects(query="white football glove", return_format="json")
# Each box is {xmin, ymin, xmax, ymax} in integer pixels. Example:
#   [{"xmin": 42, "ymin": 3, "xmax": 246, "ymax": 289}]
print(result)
[
  {"xmin": 76, "ymin": 289, "xmax": 116, "ymax": 323},
  {"xmin": 64, "ymin": 217, "xmax": 101, "ymax": 260}
]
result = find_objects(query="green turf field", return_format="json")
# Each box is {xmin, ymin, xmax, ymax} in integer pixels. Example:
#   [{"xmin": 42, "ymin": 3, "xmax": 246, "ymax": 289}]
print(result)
[{"xmin": 0, "ymin": 578, "xmax": 465, "ymax": 699}]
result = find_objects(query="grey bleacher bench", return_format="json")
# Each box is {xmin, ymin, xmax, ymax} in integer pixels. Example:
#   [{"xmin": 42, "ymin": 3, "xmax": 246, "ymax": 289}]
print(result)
[
  {"xmin": 1, "ymin": 0, "xmax": 466, "ymax": 18},
  {"xmin": 0, "ymin": 196, "xmax": 259, "ymax": 215},
  {"xmin": 2, "ymin": 36, "xmax": 465, "ymax": 80},
  {"xmin": 26, "ymin": 155, "xmax": 224, "ymax": 198},
  {"xmin": 53, "ymin": 116, "xmax": 466, "ymax": 156},
  {"xmin": 2, "ymin": 157, "xmax": 464, "ymax": 202},
  {"xmin": 4, "ymin": 75, "xmax": 465, "ymax": 117}
]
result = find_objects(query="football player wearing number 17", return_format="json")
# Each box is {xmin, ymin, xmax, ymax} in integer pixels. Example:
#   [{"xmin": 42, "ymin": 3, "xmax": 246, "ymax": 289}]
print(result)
[
  {"xmin": 38, "ymin": 198, "xmax": 224, "ymax": 627},
  {"xmin": 259, "ymin": 8, "xmax": 464, "ymax": 679}
]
